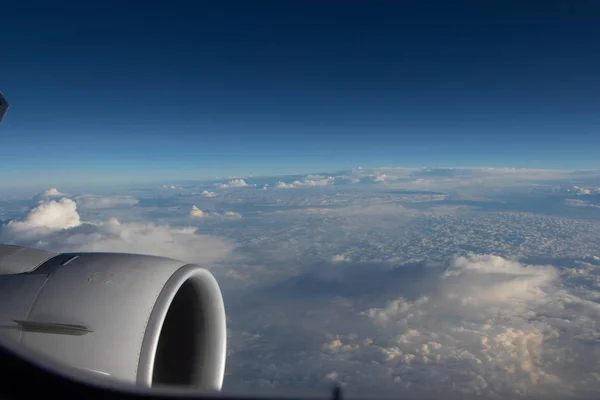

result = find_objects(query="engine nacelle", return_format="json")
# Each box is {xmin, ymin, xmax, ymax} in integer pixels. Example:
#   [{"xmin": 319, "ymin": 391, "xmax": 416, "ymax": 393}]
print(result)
[{"xmin": 0, "ymin": 244, "xmax": 226, "ymax": 392}]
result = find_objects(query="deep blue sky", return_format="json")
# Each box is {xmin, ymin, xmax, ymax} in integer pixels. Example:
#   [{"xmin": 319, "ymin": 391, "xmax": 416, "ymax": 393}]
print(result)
[{"xmin": 1, "ymin": 1, "xmax": 599, "ymax": 187}]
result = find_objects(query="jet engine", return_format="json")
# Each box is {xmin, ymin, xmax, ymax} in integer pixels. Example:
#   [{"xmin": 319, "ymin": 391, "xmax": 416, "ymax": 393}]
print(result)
[{"xmin": 0, "ymin": 244, "xmax": 227, "ymax": 392}]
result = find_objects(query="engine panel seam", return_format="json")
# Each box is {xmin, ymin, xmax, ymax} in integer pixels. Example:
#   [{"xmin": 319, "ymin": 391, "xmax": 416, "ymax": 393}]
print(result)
[{"xmin": 19, "ymin": 275, "xmax": 51, "ymax": 344}]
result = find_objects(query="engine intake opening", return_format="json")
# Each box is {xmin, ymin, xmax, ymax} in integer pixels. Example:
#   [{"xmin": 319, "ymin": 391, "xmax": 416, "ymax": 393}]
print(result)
[
  {"xmin": 152, "ymin": 279, "xmax": 203, "ymax": 386},
  {"xmin": 138, "ymin": 265, "xmax": 226, "ymax": 391}
]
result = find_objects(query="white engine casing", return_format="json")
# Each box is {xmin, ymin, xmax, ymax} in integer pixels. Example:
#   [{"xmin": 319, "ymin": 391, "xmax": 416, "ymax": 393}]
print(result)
[{"xmin": 0, "ymin": 244, "xmax": 226, "ymax": 392}]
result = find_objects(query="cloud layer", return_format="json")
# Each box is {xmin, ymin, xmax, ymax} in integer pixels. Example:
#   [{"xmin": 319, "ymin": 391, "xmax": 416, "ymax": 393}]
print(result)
[
  {"xmin": 225, "ymin": 254, "xmax": 600, "ymax": 397},
  {"xmin": 4, "ymin": 169, "xmax": 600, "ymax": 397}
]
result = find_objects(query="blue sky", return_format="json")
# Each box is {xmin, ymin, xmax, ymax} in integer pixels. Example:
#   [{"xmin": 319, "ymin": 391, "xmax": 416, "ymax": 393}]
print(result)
[{"xmin": 1, "ymin": 1, "xmax": 600, "ymax": 187}]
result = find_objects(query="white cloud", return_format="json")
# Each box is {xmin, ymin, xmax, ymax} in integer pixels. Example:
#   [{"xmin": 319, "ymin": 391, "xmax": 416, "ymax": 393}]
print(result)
[
  {"xmin": 44, "ymin": 188, "xmax": 67, "ymax": 197},
  {"xmin": 565, "ymin": 199, "xmax": 600, "ymax": 209},
  {"xmin": 325, "ymin": 371, "xmax": 339, "ymax": 382},
  {"xmin": 555, "ymin": 185, "xmax": 600, "ymax": 195},
  {"xmin": 275, "ymin": 176, "xmax": 335, "ymax": 189},
  {"xmin": 569, "ymin": 186, "xmax": 594, "ymax": 195},
  {"xmin": 189, "ymin": 206, "xmax": 242, "ymax": 220},
  {"xmin": 202, "ymin": 190, "xmax": 218, "ymax": 197},
  {"xmin": 1, "ymin": 199, "xmax": 234, "ymax": 266},
  {"xmin": 301, "ymin": 176, "xmax": 335, "ymax": 186},
  {"xmin": 216, "ymin": 179, "xmax": 255, "ymax": 188},
  {"xmin": 190, "ymin": 205, "xmax": 206, "ymax": 218},
  {"xmin": 331, "ymin": 254, "xmax": 348, "ymax": 262},
  {"xmin": 275, "ymin": 181, "xmax": 295, "ymax": 189},
  {"xmin": 33, "ymin": 188, "xmax": 69, "ymax": 201},
  {"xmin": 70, "ymin": 220, "xmax": 233, "ymax": 265},
  {"xmin": 441, "ymin": 254, "xmax": 557, "ymax": 305},
  {"xmin": 75, "ymin": 194, "xmax": 139, "ymax": 209},
  {"xmin": 222, "ymin": 211, "xmax": 243, "ymax": 219},
  {"xmin": 5, "ymin": 198, "xmax": 81, "ymax": 236}
]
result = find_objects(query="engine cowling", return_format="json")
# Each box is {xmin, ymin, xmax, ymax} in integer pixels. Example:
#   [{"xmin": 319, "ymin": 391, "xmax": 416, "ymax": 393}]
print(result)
[{"xmin": 0, "ymin": 244, "xmax": 226, "ymax": 392}]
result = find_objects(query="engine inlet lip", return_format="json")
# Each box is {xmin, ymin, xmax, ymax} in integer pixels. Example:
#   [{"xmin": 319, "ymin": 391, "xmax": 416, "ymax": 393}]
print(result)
[{"xmin": 136, "ymin": 264, "xmax": 226, "ymax": 391}]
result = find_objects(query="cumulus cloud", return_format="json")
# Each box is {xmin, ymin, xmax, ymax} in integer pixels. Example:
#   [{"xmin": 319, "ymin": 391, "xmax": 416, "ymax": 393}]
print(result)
[
  {"xmin": 275, "ymin": 176, "xmax": 335, "ymax": 189},
  {"xmin": 301, "ymin": 176, "xmax": 335, "ymax": 186},
  {"xmin": 5, "ymin": 198, "xmax": 81, "ymax": 236},
  {"xmin": 75, "ymin": 194, "xmax": 139, "ymax": 209},
  {"xmin": 189, "ymin": 206, "xmax": 242, "ymax": 220},
  {"xmin": 275, "ymin": 181, "xmax": 295, "ymax": 189},
  {"xmin": 331, "ymin": 254, "xmax": 348, "ymax": 262},
  {"xmin": 222, "ymin": 210, "xmax": 243, "ymax": 219},
  {"xmin": 202, "ymin": 190, "xmax": 218, "ymax": 197},
  {"xmin": 216, "ymin": 179, "xmax": 255, "ymax": 188},
  {"xmin": 1, "ymin": 199, "xmax": 234, "ymax": 266},
  {"xmin": 33, "ymin": 188, "xmax": 69, "ymax": 201},
  {"xmin": 190, "ymin": 205, "xmax": 206, "ymax": 218}
]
